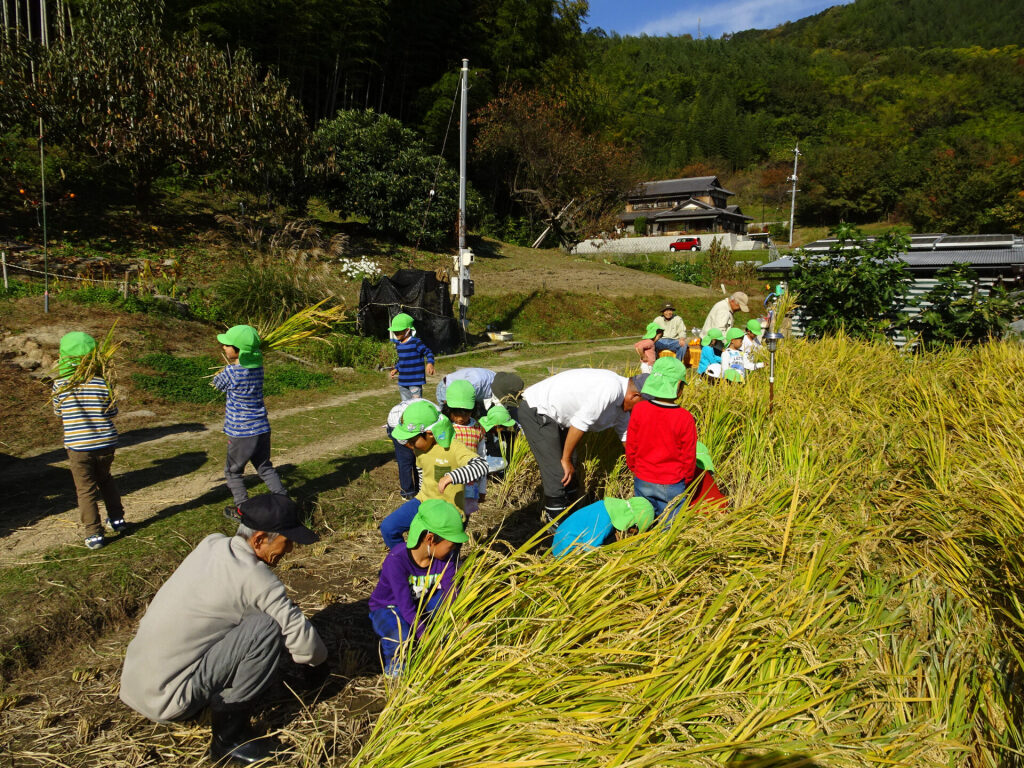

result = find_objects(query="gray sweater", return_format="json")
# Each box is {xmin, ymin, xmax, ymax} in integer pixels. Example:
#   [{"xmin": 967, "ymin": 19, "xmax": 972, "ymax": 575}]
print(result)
[{"xmin": 119, "ymin": 534, "xmax": 327, "ymax": 722}]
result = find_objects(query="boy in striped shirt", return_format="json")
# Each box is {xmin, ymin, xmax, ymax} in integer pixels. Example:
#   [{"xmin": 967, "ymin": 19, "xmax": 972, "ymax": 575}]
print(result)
[
  {"xmin": 52, "ymin": 332, "xmax": 126, "ymax": 550},
  {"xmin": 388, "ymin": 313, "xmax": 435, "ymax": 401},
  {"xmin": 212, "ymin": 325, "xmax": 287, "ymax": 508}
]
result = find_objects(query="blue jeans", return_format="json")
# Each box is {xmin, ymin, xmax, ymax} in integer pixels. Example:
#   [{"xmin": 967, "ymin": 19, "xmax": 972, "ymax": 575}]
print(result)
[
  {"xmin": 654, "ymin": 338, "xmax": 685, "ymax": 361},
  {"xmin": 387, "ymin": 427, "xmax": 418, "ymax": 498},
  {"xmin": 398, "ymin": 385, "xmax": 423, "ymax": 402},
  {"xmin": 380, "ymin": 497, "xmax": 421, "ymax": 549},
  {"xmin": 633, "ymin": 477, "xmax": 689, "ymax": 520},
  {"xmin": 369, "ymin": 607, "xmax": 412, "ymax": 677}
]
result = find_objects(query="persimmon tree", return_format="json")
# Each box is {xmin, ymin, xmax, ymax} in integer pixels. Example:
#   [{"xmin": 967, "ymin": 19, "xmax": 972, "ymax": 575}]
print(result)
[{"xmin": 475, "ymin": 87, "xmax": 637, "ymax": 249}]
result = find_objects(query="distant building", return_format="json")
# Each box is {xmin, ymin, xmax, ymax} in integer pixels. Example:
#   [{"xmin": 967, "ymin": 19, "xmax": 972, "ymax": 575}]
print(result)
[
  {"xmin": 757, "ymin": 233, "xmax": 1024, "ymax": 342},
  {"xmin": 620, "ymin": 176, "xmax": 750, "ymax": 236}
]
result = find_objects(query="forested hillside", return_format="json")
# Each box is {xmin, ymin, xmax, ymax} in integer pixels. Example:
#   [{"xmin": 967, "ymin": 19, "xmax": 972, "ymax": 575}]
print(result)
[{"xmin": 2, "ymin": 0, "xmax": 1022, "ymax": 243}]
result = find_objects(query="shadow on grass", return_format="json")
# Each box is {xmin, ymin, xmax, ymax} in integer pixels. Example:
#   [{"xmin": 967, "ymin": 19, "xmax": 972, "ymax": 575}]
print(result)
[
  {"xmin": 0, "ymin": 449, "xmax": 212, "ymax": 538},
  {"xmin": 281, "ymin": 451, "xmax": 394, "ymax": 509}
]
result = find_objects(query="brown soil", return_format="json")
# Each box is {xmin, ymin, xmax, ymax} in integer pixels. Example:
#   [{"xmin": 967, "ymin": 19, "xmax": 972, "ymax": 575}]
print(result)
[{"xmin": 471, "ymin": 244, "xmax": 709, "ymax": 298}]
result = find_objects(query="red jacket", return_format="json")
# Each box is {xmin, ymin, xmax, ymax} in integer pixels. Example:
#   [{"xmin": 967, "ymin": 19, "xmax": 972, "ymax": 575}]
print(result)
[{"xmin": 625, "ymin": 399, "xmax": 697, "ymax": 484}]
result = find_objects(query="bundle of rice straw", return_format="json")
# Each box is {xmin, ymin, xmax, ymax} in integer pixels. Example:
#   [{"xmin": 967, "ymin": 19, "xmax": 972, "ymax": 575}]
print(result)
[
  {"xmin": 49, "ymin": 323, "xmax": 121, "ymax": 412},
  {"xmin": 256, "ymin": 298, "xmax": 346, "ymax": 352}
]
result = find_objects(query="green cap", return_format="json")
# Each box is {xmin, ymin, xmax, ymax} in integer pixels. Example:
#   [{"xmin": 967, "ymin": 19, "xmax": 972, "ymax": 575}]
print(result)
[
  {"xmin": 701, "ymin": 328, "xmax": 724, "ymax": 346},
  {"xmin": 695, "ymin": 441, "xmax": 714, "ymax": 473},
  {"xmin": 216, "ymin": 325, "xmax": 263, "ymax": 369},
  {"xmin": 605, "ymin": 497, "xmax": 655, "ymax": 533},
  {"xmin": 479, "ymin": 404, "xmax": 516, "ymax": 432},
  {"xmin": 58, "ymin": 332, "xmax": 97, "ymax": 376},
  {"xmin": 641, "ymin": 356, "xmax": 686, "ymax": 400},
  {"xmin": 388, "ymin": 313, "xmax": 415, "ymax": 333},
  {"xmin": 408, "ymin": 498, "xmax": 468, "ymax": 546},
  {"xmin": 746, "ymin": 319, "xmax": 762, "ymax": 335},
  {"xmin": 725, "ymin": 327, "xmax": 745, "ymax": 342},
  {"xmin": 445, "ymin": 379, "xmax": 476, "ymax": 410},
  {"xmin": 642, "ymin": 322, "xmax": 662, "ymax": 340},
  {"xmin": 391, "ymin": 401, "xmax": 454, "ymax": 448},
  {"xmin": 723, "ymin": 368, "xmax": 744, "ymax": 383}
]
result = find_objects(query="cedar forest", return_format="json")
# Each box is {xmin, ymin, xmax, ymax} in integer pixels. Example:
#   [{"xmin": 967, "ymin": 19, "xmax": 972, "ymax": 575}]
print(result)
[{"xmin": 2, "ymin": 0, "xmax": 1024, "ymax": 244}]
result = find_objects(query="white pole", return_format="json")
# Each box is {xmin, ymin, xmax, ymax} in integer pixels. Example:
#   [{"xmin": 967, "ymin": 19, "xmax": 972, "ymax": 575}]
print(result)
[
  {"xmin": 456, "ymin": 58, "xmax": 469, "ymax": 339},
  {"xmin": 2, "ymin": 252, "xmax": 7, "ymax": 291},
  {"xmin": 787, "ymin": 144, "xmax": 800, "ymax": 246}
]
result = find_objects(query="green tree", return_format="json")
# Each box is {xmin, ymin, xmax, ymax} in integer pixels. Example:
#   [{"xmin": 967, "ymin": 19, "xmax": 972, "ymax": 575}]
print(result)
[
  {"xmin": 788, "ymin": 225, "xmax": 911, "ymax": 339},
  {"xmin": 27, "ymin": 0, "xmax": 306, "ymax": 206},
  {"xmin": 308, "ymin": 109, "xmax": 462, "ymax": 249},
  {"xmin": 908, "ymin": 263, "xmax": 1022, "ymax": 347}
]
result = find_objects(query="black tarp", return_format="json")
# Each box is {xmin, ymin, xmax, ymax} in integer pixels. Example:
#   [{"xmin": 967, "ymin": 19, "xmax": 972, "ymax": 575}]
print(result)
[{"xmin": 357, "ymin": 269, "xmax": 461, "ymax": 354}]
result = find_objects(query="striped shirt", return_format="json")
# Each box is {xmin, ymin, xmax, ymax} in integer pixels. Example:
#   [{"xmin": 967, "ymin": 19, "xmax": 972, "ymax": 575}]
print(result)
[
  {"xmin": 452, "ymin": 420, "xmax": 488, "ymax": 499},
  {"xmin": 212, "ymin": 365, "xmax": 270, "ymax": 438},
  {"xmin": 393, "ymin": 336, "xmax": 434, "ymax": 387},
  {"xmin": 53, "ymin": 376, "xmax": 119, "ymax": 451}
]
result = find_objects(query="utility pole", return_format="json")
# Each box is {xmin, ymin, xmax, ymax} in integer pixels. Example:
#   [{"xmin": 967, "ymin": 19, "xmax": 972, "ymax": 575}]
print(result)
[
  {"xmin": 454, "ymin": 58, "xmax": 472, "ymax": 340},
  {"xmin": 787, "ymin": 144, "xmax": 800, "ymax": 247}
]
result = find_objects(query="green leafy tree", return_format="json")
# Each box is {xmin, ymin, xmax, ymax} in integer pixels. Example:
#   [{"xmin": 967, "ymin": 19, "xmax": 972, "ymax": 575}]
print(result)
[
  {"xmin": 25, "ymin": 0, "xmax": 306, "ymax": 206},
  {"xmin": 788, "ymin": 225, "xmax": 911, "ymax": 339},
  {"xmin": 308, "ymin": 109, "xmax": 462, "ymax": 249},
  {"xmin": 908, "ymin": 263, "xmax": 1022, "ymax": 347}
]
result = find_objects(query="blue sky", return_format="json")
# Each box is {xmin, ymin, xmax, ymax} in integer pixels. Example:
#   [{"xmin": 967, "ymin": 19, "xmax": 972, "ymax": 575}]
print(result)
[{"xmin": 584, "ymin": 0, "xmax": 853, "ymax": 38}]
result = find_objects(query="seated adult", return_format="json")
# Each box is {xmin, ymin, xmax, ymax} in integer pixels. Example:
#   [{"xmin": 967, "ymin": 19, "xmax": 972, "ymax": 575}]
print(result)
[
  {"xmin": 119, "ymin": 494, "xmax": 328, "ymax": 764},
  {"xmin": 652, "ymin": 303, "xmax": 689, "ymax": 360},
  {"xmin": 435, "ymin": 367, "xmax": 497, "ymax": 414},
  {"xmin": 700, "ymin": 291, "xmax": 749, "ymax": 336},
  {"xmin": 516, "ymin": 368, "xmax": 646, "ymax": 524}
]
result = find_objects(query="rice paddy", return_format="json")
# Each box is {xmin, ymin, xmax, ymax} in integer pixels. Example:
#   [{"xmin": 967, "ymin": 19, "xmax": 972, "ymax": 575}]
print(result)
[{"xmin": 352, "ymin": 336, "xmax": 1024, "ymax": 767}]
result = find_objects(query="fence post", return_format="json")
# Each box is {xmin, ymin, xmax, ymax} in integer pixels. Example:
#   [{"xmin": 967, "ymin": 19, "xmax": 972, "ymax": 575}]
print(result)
[
  {"xmin": 122, "ymin": 270, "xmax": 129, "ymax": 299},
  {"xmin": 1, "ymin": 252, "xmax": 6, "ymax": 291}
]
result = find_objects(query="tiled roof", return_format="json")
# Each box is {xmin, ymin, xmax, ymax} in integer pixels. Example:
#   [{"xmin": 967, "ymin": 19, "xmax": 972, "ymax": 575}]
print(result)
[{"xmin": 629, "ymin": 176, "xmax": 734, "ymax": 199}]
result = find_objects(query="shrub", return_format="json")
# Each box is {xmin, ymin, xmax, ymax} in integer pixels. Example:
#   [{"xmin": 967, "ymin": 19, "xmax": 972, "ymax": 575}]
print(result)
[
  {"xmin": 633, "ymin": 216, "xmax": 647, "ymax": 235},
  {"xmin": 788, "ymin": 225, "xmax": 911, "ymax": 339},
  {"xmin": 304, "ymin": 333, "xmax": 391, "ymax": 370},
  {"xmin": 909, "ymin": 263, "xmax": 1021, "ymax": 346},
  {"xmin": 213, "ymin": 253, "xmax": 343, "ymax": 327}
]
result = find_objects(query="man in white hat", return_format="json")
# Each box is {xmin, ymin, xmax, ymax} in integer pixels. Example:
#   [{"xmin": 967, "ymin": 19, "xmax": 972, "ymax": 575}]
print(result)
[{"xmin": 701, "ymin": 291, "xmax": 749, "ymax": 336}]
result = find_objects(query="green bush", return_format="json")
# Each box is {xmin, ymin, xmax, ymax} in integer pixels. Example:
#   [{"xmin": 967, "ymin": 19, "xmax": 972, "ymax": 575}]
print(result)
[
  {"xmin": 908, "ymin": 263, "xmax": 1021, "ymax": 347},
  {"xmin": 131, "ymin": 353, "xmax": 333, "ymax": 403},
  {"xmin": 303, "ymin": 332, "xmax": 391, "ymax": 370},
  {"xmin": 633, "ymin": 216, "xmax": 648, "ymax": 235},
  {"xmin": 213, "ymin": 253, "xmax": 341, "ymax": 327},
  {"xmin": 0, "ymin": 279, "xmax": 45, "ymax": 299}
]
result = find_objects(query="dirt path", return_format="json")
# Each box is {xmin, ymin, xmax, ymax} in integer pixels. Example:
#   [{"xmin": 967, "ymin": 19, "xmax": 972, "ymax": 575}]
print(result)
[{"xmin": 0, "ymin": 341, "xmax": 633, "ymax": 563}]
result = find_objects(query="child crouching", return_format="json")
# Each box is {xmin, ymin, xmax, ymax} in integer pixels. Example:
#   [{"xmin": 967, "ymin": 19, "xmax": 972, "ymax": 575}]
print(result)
[
  {"xmin": 368, "ymin": 499, "xmax": 467, "ymax": 677},
  {"xmin": 379, "ymin": 401, "xmax": 488, "ymax": 549},
  {"xmin": 552, "ymin": 496, "xmax": 655, "ymax": 558}
]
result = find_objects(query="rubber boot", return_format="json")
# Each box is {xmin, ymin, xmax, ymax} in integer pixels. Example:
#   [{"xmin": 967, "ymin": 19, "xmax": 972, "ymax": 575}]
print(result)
[
  {"xmin": 209, "ymin": 707, "xmax": 279, "ymax": 765},
  {"xmin": 541, "ymin": 495, "xmax": 568, "ymax": 528}
]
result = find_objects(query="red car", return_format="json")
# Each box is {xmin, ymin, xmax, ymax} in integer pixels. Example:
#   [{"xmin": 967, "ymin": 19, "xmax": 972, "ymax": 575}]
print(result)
[{"xmin": 669, "ymin": 237, "xmax": 701, "ymax": 252}]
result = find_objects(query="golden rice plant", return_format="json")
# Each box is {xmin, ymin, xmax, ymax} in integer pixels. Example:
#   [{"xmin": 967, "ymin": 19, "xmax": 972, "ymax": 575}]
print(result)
[
  {"xmin": 48, "ymin": 322, "xmax": 121, "ymax": 412},
  {"xmin": 256, "ymin": 298, "xmax": 347, "ymax": 353},
  {"xmin": 340, "ymin": 334, "xmax": 1024, "ymax": 767}
]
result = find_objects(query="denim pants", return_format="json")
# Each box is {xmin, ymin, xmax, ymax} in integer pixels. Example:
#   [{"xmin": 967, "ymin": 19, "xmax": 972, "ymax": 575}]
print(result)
[
  {"xmin": 654, "ymin": 338, "xmax": 685, "ymax": 361},
  {"xmin": 369, "ymin": 607, "xmax": 412, "ymax": 676},
  {"xmin": 380, "ymin": 497, "xmax": 421, "ymax": 549},
  {"xmin": 387, "ymin": 427, "xmax": 419, "ymax": 498},
  {"xmin": 633, "ymin": 477, "xmax": 689, "ymax": 520},
  {"xmin": 398, "ymin": 385, "xmax": 423, "ymax": 402}
]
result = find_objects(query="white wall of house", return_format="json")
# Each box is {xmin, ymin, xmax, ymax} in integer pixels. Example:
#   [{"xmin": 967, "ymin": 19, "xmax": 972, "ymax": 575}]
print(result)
[{"xmin": 571, "ymin": 233, "xmax": 766, "ymax": 255}]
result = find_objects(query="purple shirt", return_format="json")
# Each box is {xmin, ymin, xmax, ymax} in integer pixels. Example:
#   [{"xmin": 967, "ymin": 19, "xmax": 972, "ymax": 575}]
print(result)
[{"xmin": 368, "ymin": 543, "xmax": 458, "ymax": 637}]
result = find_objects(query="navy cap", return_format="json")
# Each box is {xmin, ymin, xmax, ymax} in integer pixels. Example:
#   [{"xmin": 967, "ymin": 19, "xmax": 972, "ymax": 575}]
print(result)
[{"xmin": 238, "ymin": 494, "xmax": 318, "ymax": 545}]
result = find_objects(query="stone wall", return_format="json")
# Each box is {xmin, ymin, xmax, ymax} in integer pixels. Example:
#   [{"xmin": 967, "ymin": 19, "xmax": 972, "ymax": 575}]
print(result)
[{"xmin": 571, "ymin": 233, "xmax": 766, "ymax": 255}]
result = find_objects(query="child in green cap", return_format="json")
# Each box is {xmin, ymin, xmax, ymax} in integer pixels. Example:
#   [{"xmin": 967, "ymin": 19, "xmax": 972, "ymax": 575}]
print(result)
[
  {"xmin": 379, "ymin": 401, "xmax": 488, "ymax": 548},
  {"xmin": 212, "ymin": 325, "xmax": 287, "ymax": 509},
  {"xmin": 443, "ymin": 380, "xmax": 489, "ymax": 517},
  {"xmin": 634, "ymin": 322, "xmax": 663, "ymax": 374},
  {"xmin": 697, "ymin": 328, "xmax": 725, "ymax": 376},
  {"xmin": 551, "ymin": 496, "xmax": 655, "ymax": 557},
  {"xmin": 720, "ymin": 327, "xmax": 747, "ymax": 379},
  {"xmin": 625, "ymin": 356, "xmax": 697, "ymax": 519},
  {"xmin": 388, "ymin": 313, "xmax": 435, "ymax": 402},
  {"xmin": 53, "ymin": 331, "xmax": 127, "ymax": 550},
  {"xmin": 369, "ymin": 499, "xmax": 467, "ymax": 676}
]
